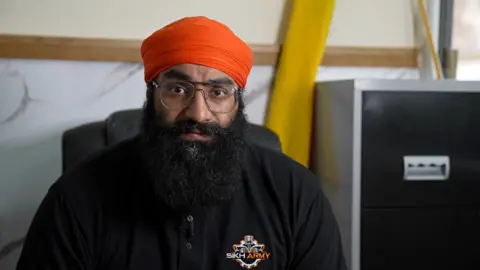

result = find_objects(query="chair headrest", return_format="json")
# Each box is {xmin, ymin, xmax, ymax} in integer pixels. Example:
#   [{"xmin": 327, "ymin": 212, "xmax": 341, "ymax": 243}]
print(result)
[{"xmin": 105, "ymin": 109, "xmax": 143, "ymax": 145}]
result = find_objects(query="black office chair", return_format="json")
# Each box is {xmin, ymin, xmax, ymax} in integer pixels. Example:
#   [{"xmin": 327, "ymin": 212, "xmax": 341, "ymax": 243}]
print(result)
[{"xmin": 61, "ymin": 109, "xmax": 282, "ymax": 172}]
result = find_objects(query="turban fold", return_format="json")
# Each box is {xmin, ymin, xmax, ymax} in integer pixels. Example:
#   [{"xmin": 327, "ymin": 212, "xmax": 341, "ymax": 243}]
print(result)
[{"xmin": 141, "ymin": 16, "xmax": 253, "ymax": 88}]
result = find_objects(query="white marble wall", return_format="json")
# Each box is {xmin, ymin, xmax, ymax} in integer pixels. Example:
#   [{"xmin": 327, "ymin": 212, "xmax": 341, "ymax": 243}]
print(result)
[{"xmin": 0, "ymin": 58, "xmax": 418, "ymax": 269}]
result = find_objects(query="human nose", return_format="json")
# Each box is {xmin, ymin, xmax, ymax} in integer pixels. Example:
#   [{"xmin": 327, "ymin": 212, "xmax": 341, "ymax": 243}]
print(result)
[{"xmin": 184, "ymin": 89, "xmax": 212, "ymax": 122}]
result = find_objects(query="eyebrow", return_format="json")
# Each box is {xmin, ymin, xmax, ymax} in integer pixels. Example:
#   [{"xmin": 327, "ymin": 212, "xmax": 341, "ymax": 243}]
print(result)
[
  {"xmin": 163, "ymin": 69, "xmax": 236, "ymax": 86},
  {"xmin": 162, "ymin": 69, "xmax": 191, "ymax": 81},
  {"xmin": 208, "ymin": 78, "xmax": 235, "ymax": 85}
]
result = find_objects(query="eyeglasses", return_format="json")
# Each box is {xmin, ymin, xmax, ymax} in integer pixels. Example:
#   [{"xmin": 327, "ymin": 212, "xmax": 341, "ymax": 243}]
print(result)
[{"xmin": 152, "ymin": 79, "xmax": 239, "ymax": 113}]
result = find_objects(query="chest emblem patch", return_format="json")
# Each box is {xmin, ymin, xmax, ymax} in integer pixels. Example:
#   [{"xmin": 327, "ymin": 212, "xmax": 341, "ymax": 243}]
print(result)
[{"xmin": 225, "ymin": 235, "xmax": 271, "ymax": 268}]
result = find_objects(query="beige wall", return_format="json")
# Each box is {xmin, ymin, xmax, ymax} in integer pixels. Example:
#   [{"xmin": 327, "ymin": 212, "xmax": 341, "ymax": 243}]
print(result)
[{"xmin": 0, "ymin": 0, "xmax": 415, "ymax": 47}]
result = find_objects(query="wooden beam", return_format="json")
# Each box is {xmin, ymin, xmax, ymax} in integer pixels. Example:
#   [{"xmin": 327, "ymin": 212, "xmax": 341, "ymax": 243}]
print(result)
[{"xmin": 0, "ymin": 34, "xmax": 418, "ymax": 67}]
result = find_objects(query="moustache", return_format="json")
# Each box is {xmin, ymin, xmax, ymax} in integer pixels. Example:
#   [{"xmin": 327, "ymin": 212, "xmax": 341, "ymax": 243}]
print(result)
[{"xmin": 167, "ymin": 119, "xmax": 227, "ymax": 138}]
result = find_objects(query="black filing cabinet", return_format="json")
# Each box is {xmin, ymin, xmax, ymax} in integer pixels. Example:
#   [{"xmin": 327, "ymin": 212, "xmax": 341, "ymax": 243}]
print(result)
[
  {"xmin": 315, "ymin": 79, "xmax": 480, "ymax": 270},
  {"xmin": 361, "ymin": 91, "xmax": 480, "ymax": 270}
]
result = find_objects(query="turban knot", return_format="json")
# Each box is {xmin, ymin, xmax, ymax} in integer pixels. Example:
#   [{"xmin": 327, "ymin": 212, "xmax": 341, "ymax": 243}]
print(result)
[{"xmin": 141, "ymin": 16, "xmax": 253, "ymax": 88}]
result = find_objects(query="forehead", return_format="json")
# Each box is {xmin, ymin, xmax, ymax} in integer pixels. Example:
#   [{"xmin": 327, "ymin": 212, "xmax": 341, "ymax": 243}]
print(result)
[{"xmin": 158, "ymin": 64, "xmax": 237, "ymax": 86}]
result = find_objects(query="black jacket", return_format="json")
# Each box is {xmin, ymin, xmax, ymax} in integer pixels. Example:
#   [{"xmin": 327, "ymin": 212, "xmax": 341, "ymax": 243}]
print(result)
[{"xmin": 16, "ymin": 137, "xmax": 346, "ymax": 270}]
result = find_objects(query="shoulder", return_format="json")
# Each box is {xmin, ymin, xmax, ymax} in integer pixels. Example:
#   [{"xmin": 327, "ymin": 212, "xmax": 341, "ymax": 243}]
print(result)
[
  {"xmin": 246, "ymin": 144, "xmax": 322, "ymax": 205},
  {"xmin": 51, "ymin": 137, "xmax": 144, "ymax": 210}
]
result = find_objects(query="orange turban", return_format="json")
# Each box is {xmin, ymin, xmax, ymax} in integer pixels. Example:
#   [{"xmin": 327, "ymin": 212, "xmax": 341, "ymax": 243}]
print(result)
[{"xmin": 141, "ymin": 16, "xmax": 253, "ymax": 88}]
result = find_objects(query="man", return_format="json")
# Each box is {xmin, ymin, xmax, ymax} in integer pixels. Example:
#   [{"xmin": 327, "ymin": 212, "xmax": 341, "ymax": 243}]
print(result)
[{"xmin": 16, "ymin": 16, "xmax": 346, "ymax": 269}]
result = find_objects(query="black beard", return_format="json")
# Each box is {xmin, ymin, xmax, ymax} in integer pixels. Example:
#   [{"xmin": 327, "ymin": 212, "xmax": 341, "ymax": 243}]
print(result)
[{"xmin": 139, "ymin": 90, "xmax": 248, "ymax": 213}]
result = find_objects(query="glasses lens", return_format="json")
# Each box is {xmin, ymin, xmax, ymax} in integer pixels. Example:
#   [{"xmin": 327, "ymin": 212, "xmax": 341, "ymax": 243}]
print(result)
[
  {"xmin": 159, "ymin": 80, "xmax": 194, "ymax": 109},
  {"xmin": 204, "ymin": 85, "xmax": 237, "ymax": 113}
]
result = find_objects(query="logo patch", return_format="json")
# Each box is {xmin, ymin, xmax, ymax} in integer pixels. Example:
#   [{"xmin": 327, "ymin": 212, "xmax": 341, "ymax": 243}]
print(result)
[{"xmin": 225, "ymin": 235, "xmax": 271, "ymax": 268}]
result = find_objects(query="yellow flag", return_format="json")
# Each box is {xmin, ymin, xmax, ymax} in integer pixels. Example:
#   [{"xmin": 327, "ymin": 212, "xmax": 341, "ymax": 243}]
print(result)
[{"xmin": 265, "ymin": 0, "xmax": 336, "ymax": 167}]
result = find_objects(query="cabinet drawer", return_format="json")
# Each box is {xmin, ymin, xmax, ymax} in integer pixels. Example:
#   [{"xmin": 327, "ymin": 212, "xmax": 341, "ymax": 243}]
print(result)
[
  {"xmin": 361, "ymin": 207, "xmax": 480, "ymax": 270},
  {"xmin": 361, "ymin": 91, "xmax": 480, "ymax": 207}
]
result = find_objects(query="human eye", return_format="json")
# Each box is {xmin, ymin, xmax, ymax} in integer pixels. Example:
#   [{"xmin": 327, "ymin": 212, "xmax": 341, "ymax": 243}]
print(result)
[
  {"xmin": 166, "ymin": 82, "xmax": 190, "ymax": 95},
  {"xmin": 211, "ymin": 88, "xmax": 226, "ymax": 96},
  {"xmin": 210, "ymin": 86, "xmax": 233, "ymax": 97}
]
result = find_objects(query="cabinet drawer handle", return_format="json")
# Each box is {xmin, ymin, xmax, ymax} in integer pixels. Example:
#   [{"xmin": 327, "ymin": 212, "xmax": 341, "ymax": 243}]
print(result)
[{"xmin": 403, "ymin": 156, "xmax": 450, "ymax": 181}]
